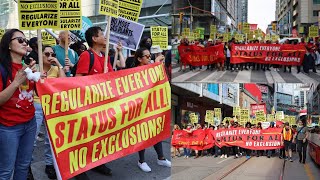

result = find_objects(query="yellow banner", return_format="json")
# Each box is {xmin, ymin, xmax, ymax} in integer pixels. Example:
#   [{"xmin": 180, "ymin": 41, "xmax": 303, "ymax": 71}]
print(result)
[
  {"xmin": 99, "ymin": 0, "xmax": 119, "ymax": 17},
  {"xmin": 0, "ymin": 29, "xmax": 5, "ymax": 41},
  {"xmin": 119, "ymin": 0, "xmax": 143, "ymax": 22},
  {"xmin": 42, "ymin": 31, "xmax": 56, "ymax": 46},
  {"xmin": 59, "ymin": 0, "xmax": 82, "ymax": 30},
  {"xmin": 18, "ymin": 0, "xmax": 59, "ymax": 30},
  {"xmin": 151, "ymin": 26, "xmax": 168, "ymax": 50},
  {"xmin": 309, "ymin": 25, "xmax": 319, "ymax": 38}
]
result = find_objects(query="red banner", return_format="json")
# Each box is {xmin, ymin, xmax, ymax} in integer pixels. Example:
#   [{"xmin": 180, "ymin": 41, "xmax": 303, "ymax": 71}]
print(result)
[
  {"xmin": 231, "ymin": 44, "xmax": 307, "ymax": 65},
  {"xmin": 178, "ymin": 44, "xmax": 226, "ymax": 66},
  {"xmin": 171, "ymin": 129, "xmax": 214, "ymax": 150},
  {"xmin": 172, "ymin": 128, "xmax": 284, "ymax": 151},
  {"xmin": 250, "ymin": 103, "xmax": 266, "ymax": 115},
  {"xmin": 36, "ymin": 63, "xmax": 171, "ymax": 180}
]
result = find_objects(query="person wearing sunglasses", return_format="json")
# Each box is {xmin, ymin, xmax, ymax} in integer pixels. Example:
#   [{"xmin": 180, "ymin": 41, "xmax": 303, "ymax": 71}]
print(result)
[
  {"xmin": 0, "ymin": 29, "xmax": 38, "ymax": 180},
  {"xmin": 29, "ymin": 45, "xmax": 66, "ymax": 179},
  {"xmin": 132, "ymin": 48, "xmax": 170, "ymax": 172}
]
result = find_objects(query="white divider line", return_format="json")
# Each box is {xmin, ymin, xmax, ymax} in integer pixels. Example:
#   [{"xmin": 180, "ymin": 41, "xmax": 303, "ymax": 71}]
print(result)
[
  {"xmin": 234, "ymin": 69, "xmax": 251, "ymax": 82},
  {"xmin": 172, "ymin": 70, "xmax": 202, "ymax": 82},
  {"xmin": 217, "ymin": 156, "xmax": 233, "ymax": 164}
]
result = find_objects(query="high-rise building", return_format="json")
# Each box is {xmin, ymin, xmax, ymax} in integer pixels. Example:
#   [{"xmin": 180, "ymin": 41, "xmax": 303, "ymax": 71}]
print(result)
[
  {"xmin": 307, "ymin": 83, "xmax": 320, "ymax": 115},
  {"xmin": 172, "ymin": 0, "xmax": 247, "ymax": 37},
  {"xmin": 276, "ymin": 0, "xmax": 320, "ymax": 37}
]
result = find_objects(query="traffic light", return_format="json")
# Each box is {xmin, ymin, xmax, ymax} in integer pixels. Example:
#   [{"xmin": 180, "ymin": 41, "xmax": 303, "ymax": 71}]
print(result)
[{"xmin": 179, "ymin": 12, "xmax": 184, "ymax": 24}]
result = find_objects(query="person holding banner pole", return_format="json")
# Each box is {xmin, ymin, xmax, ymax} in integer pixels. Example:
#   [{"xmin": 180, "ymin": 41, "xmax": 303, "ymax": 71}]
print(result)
[
  {"xmin": 74, "ymin": 26, "xmax": 114, "ymax": 180},
  {"xmin": 31, "ymin": 45, "xmax": 66, "ymax": 179},
  {"xmin": 53, "ymin": 31, "xmax": 79, "ymax": 77},
  {"xmin": 0, "ymin": 29, "xmax": 38, "ymax": 180},
  {"xmin": 132, "ymin": 47, "xmax": 170, "ymax": 172}
]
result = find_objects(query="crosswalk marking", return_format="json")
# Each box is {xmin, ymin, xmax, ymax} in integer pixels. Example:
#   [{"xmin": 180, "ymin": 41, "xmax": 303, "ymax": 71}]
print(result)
[{"xmin": 171, "ymin": 67, "xmax": 320, "ymax": 83}]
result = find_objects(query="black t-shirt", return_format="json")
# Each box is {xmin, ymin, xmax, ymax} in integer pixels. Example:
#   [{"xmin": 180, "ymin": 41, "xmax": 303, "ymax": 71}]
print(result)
[{"xmin": 125, "ymin": 56, "xmax": 136, "ymax": 69}]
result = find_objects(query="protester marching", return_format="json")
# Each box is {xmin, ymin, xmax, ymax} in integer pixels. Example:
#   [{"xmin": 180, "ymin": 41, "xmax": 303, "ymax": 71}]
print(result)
[{"xmin": 0, "ymin": 1, "xmax": 172, "ymax": 180}]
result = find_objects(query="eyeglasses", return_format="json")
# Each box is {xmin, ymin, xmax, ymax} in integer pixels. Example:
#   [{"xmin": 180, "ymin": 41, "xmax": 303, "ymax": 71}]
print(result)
[
  {"xmin": 11, "ymin": 37, "xmax": 29, "ymax": 45},
  {"xmin": 142, "ymin": 54, "xmax": 151, "ymax": 59},
  {"xmin": 44, "ymin": 52, "xmax": 56, "ymax": 57}
]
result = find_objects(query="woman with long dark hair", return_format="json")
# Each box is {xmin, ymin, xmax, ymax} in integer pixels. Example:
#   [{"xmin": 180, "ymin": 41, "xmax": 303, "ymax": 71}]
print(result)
[
  {"xmin": 0, "ymin": 29, "xmax": 37, "ymax": 179},
  {"xmin": 132, "ymin": 47, "xmax": 170, "ymax": 172}
]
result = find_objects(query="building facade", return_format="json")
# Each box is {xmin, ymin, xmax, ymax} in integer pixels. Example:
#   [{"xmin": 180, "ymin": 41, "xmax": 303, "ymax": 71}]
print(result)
[
  {"xmin": 307, "ymin": 83, "xmax": 320, "ymax": 115},
  {"xmin": 172, "ymin": 0, "xmax": 247, "ymax": 37},
  {"xmin": 276, "ymin": 0, "xmax": 320, "ymax": 37}
]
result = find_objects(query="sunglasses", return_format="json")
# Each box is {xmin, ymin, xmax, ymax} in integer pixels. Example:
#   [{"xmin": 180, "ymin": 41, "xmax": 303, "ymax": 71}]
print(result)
[
  {"xmin": 142, "ymin": 54, "xmax": 151, "ymax": 59},
  {"xmin": 44, "ymin": 52, "xmax": 56, "ymax": 57},
  {"xmin": 11, "ymin": 37, "xmax": 29, "ymax": 45}
]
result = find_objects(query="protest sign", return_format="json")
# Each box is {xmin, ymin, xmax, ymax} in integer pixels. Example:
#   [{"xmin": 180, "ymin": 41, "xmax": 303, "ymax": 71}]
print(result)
[
  {"xmin": 235, "ymin": 34, "xmax": 244, "ymax": 42},
  {"xmin": 250, "ymin": 103, "xmax": 266, "ymax": 115},
  {"xmin": 70, "ymin": 16, "xmax": 93, "ymax": 42},
  {"xmin": 0, "ymin": 29, "xmax": 5, "ymax": 41},
  {"xmin": 210, "ymin": 25, "xmax": 216, "ymax": 39},
  {"xmin": 108, "ymin": 17, "xmax": 145, "ymax": 51},
  {"xmin": 119, "ymin": 0, "xmax": 143, "ymax": 21},
  {"xmin": 178, "ymin": 44, "xmax": 226, "ymax": 66},
  {"xmin": 261, "ymin": 122, "xmax": 271, "ymax": 129},
  {"xmin": 205, "ymin": 110, "xmax": 214, "ymax": 123},
  {"xmin": 299, "ymin": 27, "xmax": 304, "ymax": 34},
  {"xmin": 190, "ymin": 114, "xmax": 198, "ymax": 124},
  {"xmin": 18, "ymin": 0, "xmax": 59, "ymax": 30},
  {"xmin": 233, "ymin": 106, "xmax": 241, "ymax": 116},
  {"xmin": 151, "ymin": 26, "xmax": 168, "ymax": 50},
  {"xmin": 265, "ymin": 34, "xmax": 271, "ymax": 41},
  {"xmin": 240, "ymin": 109, "xmax": 249, "ymax": 125},
  {"xmin": 309, "ymin": 25, "xmax": 319, "ymax": 38},
  {"xmin": 290, "ymin": 116, "xmax": 296, "ymax": 125},
  {"xmin": 248, "ymin": 31, "xmax": 254, "ymax": 41},
  {"xmin": 271, "ymin": 35, "xmax": 279, "ymax": 42},
  {"xmin": 255, "ymin": 110, "xmax": 266, "ymax": 122},
  {"xmin": 214, "ymin": 108, "xmax": 222, "ymax": 120},
  {"xmin": 59, "ymin": 0, "xmax": 82, "ymax": 30},
  {"xmin": 36, "ymin": 63, "xmax": 171, "ymax": 179},
  {"xmin": 99, "ymin": 0, "xmax": 119, "ymax": 17},
  {"xmin": 272, "ymin": 23, "xmax": 277, "ymax": 31},
  {"xmin": 42, "ymin": 31, "xmax": 56, "ymax": 46},
  {"xmin": 243, "ymin": 23, "xmax": 250, "ymax": 34},
  {"xmin": 223, "ymin": 33, "xmax": 229, "ymax": 42},
  {"xmin": 231, "ymin": 44, "xmax": 306, "ymax": 65},
  {"xmin": 276, "ymin": 111, "xmax": 284, "ymax": 120},
  {"xmin": 172, "ymin": 128, "xmax": 283, "ymax": 150}
]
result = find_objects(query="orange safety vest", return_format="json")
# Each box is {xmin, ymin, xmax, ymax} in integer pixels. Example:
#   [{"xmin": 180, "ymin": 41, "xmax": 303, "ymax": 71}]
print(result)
[{"xmin": 283, "ymin": 128, "xmax": 292, "ymax": 141}]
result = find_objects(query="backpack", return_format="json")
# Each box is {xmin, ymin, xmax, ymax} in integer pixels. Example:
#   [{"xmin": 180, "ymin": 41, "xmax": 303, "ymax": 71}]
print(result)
[
  {"xmin": 70, "ymin": 50, "xmax": 94, "ymax": 76},
  {"xmin": 0, "ymin": 63, "xmax": 8, "ymax": 91}
]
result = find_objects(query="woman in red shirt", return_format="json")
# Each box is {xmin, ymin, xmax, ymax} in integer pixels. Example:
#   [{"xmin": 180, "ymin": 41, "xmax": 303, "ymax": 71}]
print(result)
[{"xmin": 0, "ymin": 29, "xmax": 37, "ymax": 180}]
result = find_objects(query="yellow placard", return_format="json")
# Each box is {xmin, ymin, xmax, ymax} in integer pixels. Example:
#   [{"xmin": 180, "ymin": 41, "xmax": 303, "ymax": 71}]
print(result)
[
  {"xmin": 99, "ymin": 0, "xmax": 119, "ymax": 17},
  {"xmin": 309, "ymin": 25, "xmax": 319, "ymax": 38},
  {"xmin": 248, "ymin": 31, "xmax": 254, "ymax": 41},
  {"xmin": 119, "ymin": 0, "xmax": 142, "ymax": 22},
  {"xmin": 243, "ymin": 23, "xmax": 250, "ymax": 34},
  {"xmin": 233, "ymin": 106, "xmax": 240, "ymax": 116},
  {"xmin": 272, "ymin": 23, "xmax": 277, "ymax": 31},
  {"xmin": 205, "ymin": 110, "xmax": 214, "ymax": 123},
  {"xmin": 214, "ymin": 108, "xmax": 222, "ymax": 120},
  {"xmin": 18, "ymin": 0, "xmax": 59, "ymax": 30},
  {"xmin": 223, "ymin": 33, "xmax": 229, "ymax": 42},
  {"xmin": 0, "ymin": 29, "xmax": 5, "ymax": 41},
  {"xmin": 275, "ymin": 111, "xmax": 284, "ymax": 120},
  {"xmin": 151, "ymin": 26, "xmax": 168, "ymax": 50},
  {"xmin": 42, "ymin": 31, "xmax": 56, "ymax": 46},
  {"xmin": 255, "ymin": 110, "xmax": 266, "ymax": 122},
  {"xmin": 299, "ymin": 26, "xmax": 304, "ymax": 34},
  {"xmin": 210, "ymin": 25, "xmax": 217, "ymax": 34},
  {"xmin": 235, "ymin": 34, "xmax": 244, "ymax": 42},
  {"xmin": 271, "ymin": 35, "xmax": 279, "ymax": 42},
  {"xmin": 59, "ymin": 0, "xmax": 82, "ymax": 30},
  {"xmin": 289, "ymin": 116, "xmax": 296, "ymax": 125},
  {"xmin": 240, "ymin": 109, "xmax": 249, "ymax": 124},
  {"xmin": 190, "ymin": 114, "xmax": 198, "ymax": 124},
  {"xmin": 265, "ymin": 34, "xmax": 271, "ymax": 41}
]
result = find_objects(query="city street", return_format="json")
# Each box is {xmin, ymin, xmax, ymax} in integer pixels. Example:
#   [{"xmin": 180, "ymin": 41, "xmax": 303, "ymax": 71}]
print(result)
[
  {"xmin": 171, "ymin": 64, "xmax": 320, "ymax": 84},
  {"xmin": 31, "ymin": 130, "xmax": 171, "ymax": 180},
  {"xmin": 171, "ymin": 149, "xmax": 320, "ymax": 180}
]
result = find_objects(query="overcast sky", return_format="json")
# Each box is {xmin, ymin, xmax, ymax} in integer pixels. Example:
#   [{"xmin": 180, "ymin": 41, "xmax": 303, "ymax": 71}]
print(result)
[{"xmin": 248, "ymin": 0, "xmax": 276, "ymax": 32}]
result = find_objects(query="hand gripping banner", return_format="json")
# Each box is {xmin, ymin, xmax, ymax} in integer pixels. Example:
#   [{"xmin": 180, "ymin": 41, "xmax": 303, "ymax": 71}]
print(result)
[
  {"xmin": 178, "ymin": 44, "xmax": 226, "ymax": 66},
  {"xmin": 36, "ymin": 63, "xmax": 171, "ymax": 179}
]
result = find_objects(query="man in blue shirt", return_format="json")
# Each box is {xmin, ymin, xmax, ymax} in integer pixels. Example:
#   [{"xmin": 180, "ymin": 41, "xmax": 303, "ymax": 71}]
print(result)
[{"xmin": 53, "ymin": 31, "xmax": 79, "ymax": 76}]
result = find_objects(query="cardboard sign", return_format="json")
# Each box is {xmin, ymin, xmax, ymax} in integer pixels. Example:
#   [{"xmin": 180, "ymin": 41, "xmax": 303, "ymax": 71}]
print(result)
[
  {"xmin": 18, "ymin": 0, "xmax": 59, "ymax": 30},
  {"xmin": 108, "ymin": 17, "xmax": 145, "ymax": 51},
  {"xmin": 151, "ymin": 26, "xmax": 168, "ymax": 50},
  {"xmin": 119, "ymin": 0, "xmax": 143, "ymax": 22},
  {"xmin": 42, "ymin": 31, "xmax": 56, "ymax": 46},
  {"xmin": 36, "ymin": 63, "xmax": 171, "ymax": 179},
  {"xmin": 309, "ymin": 25, "xmax": 319, "ymax": 38},
  {"xmin": 59, "ymin": 0, "xmax": 82, "ymax": 30},
  {"xmin": 99, "ymin": 0, "xmax": 119, "ymax": 17},
  {"xmin": 70, "ymin": 16, "xmax": 93, "ymax": 42}
]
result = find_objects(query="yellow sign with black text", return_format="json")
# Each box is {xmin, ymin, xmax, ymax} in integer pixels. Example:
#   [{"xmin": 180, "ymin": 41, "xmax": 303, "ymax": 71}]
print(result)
[
  {"xmin": 119, "ymin": 0, "xmax": 143, "ymax": 22},
  {"xmin": 151, "ymin": 26, "xmax": 168, "ymax": 50},
  {"xmin": 59, "ymin": 0, "xmax": 82, "ymax": 30},
  {"xmin": 99, "ymin": 0, "xmax": 119, "ymax": 17}
]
